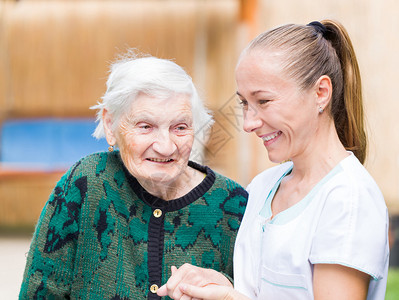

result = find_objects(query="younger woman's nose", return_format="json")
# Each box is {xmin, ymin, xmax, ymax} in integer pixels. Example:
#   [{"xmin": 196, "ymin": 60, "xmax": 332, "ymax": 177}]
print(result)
[{"xmin": 243, "ymin": 107, "xmax": 262, "ymax": 133}]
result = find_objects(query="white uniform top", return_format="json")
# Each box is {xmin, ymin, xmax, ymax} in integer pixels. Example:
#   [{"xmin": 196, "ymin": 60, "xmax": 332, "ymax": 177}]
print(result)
[{"xmin": 234, "ymin": 153, "xmax": 389, "ymax": 300}]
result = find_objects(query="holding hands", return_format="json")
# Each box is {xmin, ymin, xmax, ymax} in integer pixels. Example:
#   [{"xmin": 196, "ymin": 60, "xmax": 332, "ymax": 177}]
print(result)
[{"xmin": 157, "ymin": 263, "xmax": 248, "ymax": 300}]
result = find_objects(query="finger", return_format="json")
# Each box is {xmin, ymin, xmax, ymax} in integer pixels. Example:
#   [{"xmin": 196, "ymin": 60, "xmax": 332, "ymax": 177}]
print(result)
[
  {"xmin": 165, "ymin": 264, "xmax": 208, "ymax": 298},
  {"xmin": 171, "ymin": 265, "xmax": 178, "ymax": 275},
  {"xmin": 161, "ymin": 265, "xmax": 187, "ymax": 297},
  {"xmin": 157, "ymin": 266, "xmax": 178, "ymax": 297},
  {"xmin": 175, "ymin": 264, "xmax": 205, "ymax": 286},
  {"xmin": 156, "ymin": 284, "xmax": 168, "ymax": 296},
  {"xmin": 166, "ymin": 265, "xmax": 187, "ymax": 290},
  {"xmin": 180, "ymin": 283, "xmax": 230, "ymax": 300},
  {"xmin": 180, "ymin": 294, "xmax": 193, "ymax": 300},
  {"xmin": 180, "ymin": 284, "xmax": 211, "ymax": 299},
  {"xmin": 171, "ymin": 284, "xmax": 184, "ymax": 299}
]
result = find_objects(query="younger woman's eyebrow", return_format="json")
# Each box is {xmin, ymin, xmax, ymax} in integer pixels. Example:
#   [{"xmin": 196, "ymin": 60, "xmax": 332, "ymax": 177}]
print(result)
[{"xmin": 237, "ymin": 90, "xmax": 270, "ymax": 97}]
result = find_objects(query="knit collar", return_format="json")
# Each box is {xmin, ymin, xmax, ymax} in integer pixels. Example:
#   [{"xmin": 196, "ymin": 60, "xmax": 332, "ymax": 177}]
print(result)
[{"xmin": 122, "ymin": 159, "xmax": 216, "ymax": 212}]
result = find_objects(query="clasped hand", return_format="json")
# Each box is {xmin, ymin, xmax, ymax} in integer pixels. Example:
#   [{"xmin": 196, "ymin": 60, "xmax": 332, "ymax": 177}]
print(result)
[{"xmin": 156, "ymin": 263, "xmax": 238, "ymax": 300}]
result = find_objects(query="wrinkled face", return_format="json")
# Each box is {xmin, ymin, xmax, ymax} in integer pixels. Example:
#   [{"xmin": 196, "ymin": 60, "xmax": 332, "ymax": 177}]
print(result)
[
  {"xmin": 235, "ymin": 50, "xmax": 320, "ymax": 163},
  {"xmin": 114, "ymin": 93, "xmax": 194, "ymax": 186}
]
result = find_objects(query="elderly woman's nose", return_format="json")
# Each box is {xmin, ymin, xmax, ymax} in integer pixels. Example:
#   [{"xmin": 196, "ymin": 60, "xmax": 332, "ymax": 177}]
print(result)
[{"xmin": 152, "ymin": 131, "xmax": 177, "ymax": 155}]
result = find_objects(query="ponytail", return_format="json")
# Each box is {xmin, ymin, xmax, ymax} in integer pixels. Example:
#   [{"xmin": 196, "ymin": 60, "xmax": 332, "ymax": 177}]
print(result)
[{"xmin": 322, "ymin": 20, "xmax": 367, "ymax": 164}]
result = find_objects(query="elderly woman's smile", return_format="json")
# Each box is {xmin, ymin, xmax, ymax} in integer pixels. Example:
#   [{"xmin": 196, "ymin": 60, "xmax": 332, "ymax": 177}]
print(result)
[
  {"xmin": 146, "ymin": 158, "xmax": 174, "ymax": 163},
  {"xmin": 115, "ymin": 92, "xmax": 195, "ymax": 191}
]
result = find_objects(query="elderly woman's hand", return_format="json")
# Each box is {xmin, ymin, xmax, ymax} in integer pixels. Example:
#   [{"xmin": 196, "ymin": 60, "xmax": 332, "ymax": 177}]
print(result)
[{"xmin": 157, "ymin": 263, "xmax": 233, "ymax": 299}]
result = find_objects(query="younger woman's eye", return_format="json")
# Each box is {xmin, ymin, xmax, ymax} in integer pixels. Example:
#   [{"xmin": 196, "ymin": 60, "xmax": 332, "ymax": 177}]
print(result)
[
  {"xmin": 238, "ymin": 99, "xmax": 248, "ymax": 107},
  {"xmin": 259, "ymin": 100, "xmax": 270, "ymax": 105}
]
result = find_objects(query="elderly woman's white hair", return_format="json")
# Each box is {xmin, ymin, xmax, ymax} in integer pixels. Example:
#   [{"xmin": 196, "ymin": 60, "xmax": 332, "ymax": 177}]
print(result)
[{"xmin": 92, "ymin": 52, "xmax": 214, "ymax": 159}]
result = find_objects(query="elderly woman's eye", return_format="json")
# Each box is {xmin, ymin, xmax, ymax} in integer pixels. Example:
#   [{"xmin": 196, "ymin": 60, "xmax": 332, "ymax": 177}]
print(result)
[
  {"xmin": 176, "ymin": 125, "xmax": 188, "ymax": 131},
  {"xmin": 137, "ymin": 123, "xmax": 152, "ymax": 131}
]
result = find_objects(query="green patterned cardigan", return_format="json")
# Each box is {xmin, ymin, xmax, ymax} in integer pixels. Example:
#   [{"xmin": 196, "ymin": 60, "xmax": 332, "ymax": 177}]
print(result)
[{"xmin": 20, "ymin": 151, "xmax": 248, "ymax": 299}]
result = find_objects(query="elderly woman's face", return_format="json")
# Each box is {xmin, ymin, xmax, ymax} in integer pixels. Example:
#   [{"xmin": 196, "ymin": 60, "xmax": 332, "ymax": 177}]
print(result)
[{"xmin": 116, "ymin": 93, "xmax": 194, "ymax": 186}]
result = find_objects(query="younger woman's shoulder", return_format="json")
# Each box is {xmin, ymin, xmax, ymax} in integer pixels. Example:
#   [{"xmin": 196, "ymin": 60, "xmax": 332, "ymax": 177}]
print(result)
[{"xmin": 327, "ymin": 154, "xmax": 385, "ymax": 206}]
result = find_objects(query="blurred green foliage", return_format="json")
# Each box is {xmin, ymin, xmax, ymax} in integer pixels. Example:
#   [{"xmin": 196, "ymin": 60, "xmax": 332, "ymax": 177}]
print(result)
[{"xmin": 386, "ymin": 268, "xmax": 399, "ymax": 300}]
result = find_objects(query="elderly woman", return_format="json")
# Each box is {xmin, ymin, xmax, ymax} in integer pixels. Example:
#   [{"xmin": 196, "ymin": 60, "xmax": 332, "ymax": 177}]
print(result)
[{"xmin": 19, "ymin": 53, "xmax": 248, "ymax": 299}]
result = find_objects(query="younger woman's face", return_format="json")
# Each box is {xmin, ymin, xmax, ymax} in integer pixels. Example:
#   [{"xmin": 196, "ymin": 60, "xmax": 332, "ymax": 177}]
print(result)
[{"xmin": 235, "ymin": 50, "xmax": 321, "ymax": 163}]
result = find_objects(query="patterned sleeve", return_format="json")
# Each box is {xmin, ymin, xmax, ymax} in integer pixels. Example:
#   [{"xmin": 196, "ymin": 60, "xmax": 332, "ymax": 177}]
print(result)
[{"xmin": 19, "ymin": 164, "xmax": 86, "ymax": 299}]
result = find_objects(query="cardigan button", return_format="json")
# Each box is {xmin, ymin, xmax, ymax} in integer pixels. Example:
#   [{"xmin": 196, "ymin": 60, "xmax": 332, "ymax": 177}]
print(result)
[
  {"xmin": 150, "ymin": 284, "xmax": 159, "ymax": 293},
  {"xmin": 153, "ymin": 209, "xmax": 162, "ymax": 218}
]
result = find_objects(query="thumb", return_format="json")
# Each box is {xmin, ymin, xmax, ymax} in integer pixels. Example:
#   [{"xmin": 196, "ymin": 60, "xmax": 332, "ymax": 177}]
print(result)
[{"xmin": 156, "ymin": 284, "xmax": 168, "ymax": 296}]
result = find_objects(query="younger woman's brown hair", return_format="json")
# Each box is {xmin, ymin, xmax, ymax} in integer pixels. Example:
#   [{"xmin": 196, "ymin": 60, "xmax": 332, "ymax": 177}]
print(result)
[{"xmin": 247, "ymin": 19, "xmax": 367, "ymax": 163}]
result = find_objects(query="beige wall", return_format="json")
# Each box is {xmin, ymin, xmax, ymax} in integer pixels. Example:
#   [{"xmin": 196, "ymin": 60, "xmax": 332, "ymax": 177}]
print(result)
[
  {"xmin": 0, "ymin": 0, "xmax": 241, "ymax": 227},
  {"xmin": 239, "ymin": 0, "xmax": 399, "ymax": 213},
  {"xmin": 1, "ymin": 0, "xmax": 398, "ymax": 228},
  {"xmin": 0, "ymin": 1, "xmax": 236, "ymax": 118}
]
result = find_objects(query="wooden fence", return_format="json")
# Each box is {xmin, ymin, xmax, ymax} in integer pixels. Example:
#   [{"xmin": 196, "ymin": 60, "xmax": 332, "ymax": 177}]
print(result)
[{"xmin": 0, "ymin": 0, "xmax": 242, "ymax": 228}]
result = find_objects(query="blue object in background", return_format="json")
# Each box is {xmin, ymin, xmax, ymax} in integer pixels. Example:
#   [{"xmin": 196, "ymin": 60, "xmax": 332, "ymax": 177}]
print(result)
[{"xmin": 0, "ymin": 118, "xmax": 109, "ymax": 170}]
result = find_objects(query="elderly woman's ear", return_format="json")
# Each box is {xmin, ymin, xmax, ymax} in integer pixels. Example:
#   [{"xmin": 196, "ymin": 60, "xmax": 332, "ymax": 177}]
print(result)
[{"xmin": 102, "ymin": 109, "xmax": 117, "ymax": 147}]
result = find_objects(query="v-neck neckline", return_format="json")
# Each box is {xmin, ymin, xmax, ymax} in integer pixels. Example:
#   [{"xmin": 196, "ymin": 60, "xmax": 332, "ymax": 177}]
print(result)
[{"xmin": 259, "ymin": 162, "xmax": 344, "ymax": 225}]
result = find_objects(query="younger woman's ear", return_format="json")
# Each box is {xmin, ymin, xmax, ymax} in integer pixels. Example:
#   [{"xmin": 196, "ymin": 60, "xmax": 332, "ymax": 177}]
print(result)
[
  {"xmin": 103, "ymin": 109, "xmax": 116, "ymax": 146},
  {"xmin": 315, "ymin": 75, "xmax": 333, "ymax": 110}
]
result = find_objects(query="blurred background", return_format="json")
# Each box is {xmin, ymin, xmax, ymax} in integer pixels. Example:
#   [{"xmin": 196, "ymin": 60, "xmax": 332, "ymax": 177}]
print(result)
[{"xmin": 0, "ymin": 0, "xmax": 398, "ymax": 298}]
